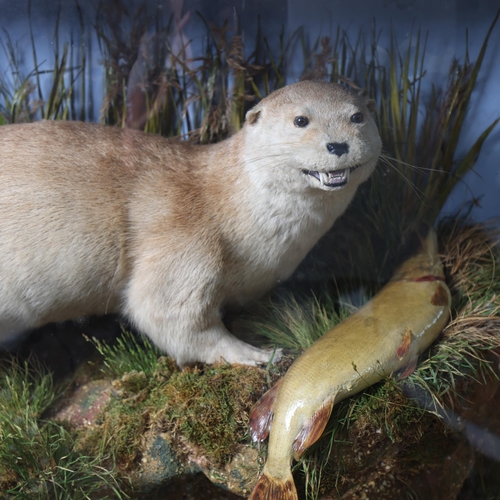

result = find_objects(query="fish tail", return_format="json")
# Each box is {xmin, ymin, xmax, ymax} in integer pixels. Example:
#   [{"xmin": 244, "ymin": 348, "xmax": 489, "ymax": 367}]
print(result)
[{"xmin": 249, "ymin": 469, "xmax": 298, "ymax": 500}]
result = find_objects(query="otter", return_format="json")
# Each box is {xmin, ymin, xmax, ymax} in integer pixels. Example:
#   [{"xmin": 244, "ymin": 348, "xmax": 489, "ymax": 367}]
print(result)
[{"xmin": 0, "ymin": 81, "xmax": 381, "ymax": 366}]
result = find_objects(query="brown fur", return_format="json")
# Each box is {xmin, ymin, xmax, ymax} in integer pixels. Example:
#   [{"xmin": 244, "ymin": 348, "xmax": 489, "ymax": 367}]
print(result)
[{"xmin": 0, "ymin": 81, "xmax": 381, "ymax": 366}]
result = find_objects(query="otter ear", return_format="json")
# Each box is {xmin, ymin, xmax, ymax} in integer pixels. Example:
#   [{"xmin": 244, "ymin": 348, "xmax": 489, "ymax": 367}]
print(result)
[
  {"xmin": 366, "ymin": 99, "xmax": 377, "ymax": 114},
  {"xmin": 245, "ymin": 106, "xmax": 262, "ymax": 126}
]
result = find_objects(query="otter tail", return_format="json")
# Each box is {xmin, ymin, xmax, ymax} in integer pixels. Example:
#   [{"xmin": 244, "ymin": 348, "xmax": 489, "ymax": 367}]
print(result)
[{"xmin": 249, "ymin": 470, "xmax": 298, "ymax": 500}]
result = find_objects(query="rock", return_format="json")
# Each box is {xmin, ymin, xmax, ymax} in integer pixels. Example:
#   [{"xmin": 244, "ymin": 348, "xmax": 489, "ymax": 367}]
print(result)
[{"xmin": 52, "ymin": 379, "xmax": 112, "ymax": 427}]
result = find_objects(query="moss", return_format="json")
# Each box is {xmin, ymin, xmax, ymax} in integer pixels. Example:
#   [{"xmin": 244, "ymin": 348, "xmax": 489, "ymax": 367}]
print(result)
[
  {"xmin": 75, "ymin": 358, "xmax": 174, "ymax": 470},
  {"xmin": 155, "ymin": 364, "xmax": 267, "ymax": 464},
  {"xmin": 76, "ymin": 349, "xmax": 269, "ymax": 469},
  {"xmin": 76, "ymin": 393, "xmax": 151, "ymax": 471}
]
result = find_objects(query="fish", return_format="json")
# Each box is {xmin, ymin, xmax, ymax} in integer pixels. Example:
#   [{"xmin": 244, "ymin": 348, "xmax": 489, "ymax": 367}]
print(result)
[{"xmin": 248, "ymin": 228, "xmax": 451, "ymax": 500}]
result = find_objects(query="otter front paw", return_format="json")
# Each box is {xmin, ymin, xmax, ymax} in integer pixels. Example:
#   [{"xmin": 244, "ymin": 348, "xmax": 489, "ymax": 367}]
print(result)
[
  {"xmin": 171, "ymin": 324, "xmax": 283, "ymax": 367},
  {"xmin": 220, "ymin": 345, "xmax": 282, "ymax": 366}
]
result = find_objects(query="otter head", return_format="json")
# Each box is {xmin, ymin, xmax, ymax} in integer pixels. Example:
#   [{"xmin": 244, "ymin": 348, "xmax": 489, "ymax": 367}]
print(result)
[{"xmin": 243, "ymin": 81, "xmax": 382, "ymax": 193}]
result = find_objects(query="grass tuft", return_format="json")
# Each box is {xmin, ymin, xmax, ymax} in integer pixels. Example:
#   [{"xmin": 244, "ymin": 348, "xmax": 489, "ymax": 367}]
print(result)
[
  {"xmin": 87, "ymin": 327, "xmax": 162, "ymax": 378},
  {"xmin": 244, "ymin": 294, "xmax": 354, "ymax": 352},
  {"xmin": 403, "ymin": 221, "xmax": 500, "ymax": 417},
  {"xmin": 0, "ymin": 358, "xmax": 126, "ymax": 499}
]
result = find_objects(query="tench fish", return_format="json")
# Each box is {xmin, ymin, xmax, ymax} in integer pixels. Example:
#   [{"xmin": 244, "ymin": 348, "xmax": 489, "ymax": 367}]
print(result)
[{"xmin": 248, "ymin": 228, "xmax": 451, "ymax": 500}]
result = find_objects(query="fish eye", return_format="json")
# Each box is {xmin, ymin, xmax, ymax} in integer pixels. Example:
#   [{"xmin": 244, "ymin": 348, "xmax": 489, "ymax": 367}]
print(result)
[
  {"xmin": 294, "ymin": 116, "xmax": 309, "ymax": 128},
  {"xmin": 350, "ymin": 112, "xmax": 364, "ymax": 124}
]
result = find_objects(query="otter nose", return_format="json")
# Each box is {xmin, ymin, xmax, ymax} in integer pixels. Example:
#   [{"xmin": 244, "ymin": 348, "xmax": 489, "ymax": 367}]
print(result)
[{"xmin": 326, "ymin": 142, "xmax": 349, "ymax": 157}]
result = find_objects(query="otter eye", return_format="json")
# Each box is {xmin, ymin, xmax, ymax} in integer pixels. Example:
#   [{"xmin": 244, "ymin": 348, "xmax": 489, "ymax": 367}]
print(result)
[
  {"xmin": 350, "ymin": 112, "xmax": 364, "ymax": 123},
  {"xmin": 294, "ymin": 116, "xmax": 309, "ymax": 128}
]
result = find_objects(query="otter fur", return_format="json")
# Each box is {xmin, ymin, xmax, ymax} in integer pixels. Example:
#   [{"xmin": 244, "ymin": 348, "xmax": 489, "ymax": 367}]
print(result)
[{"xmin": 0, "ymin": 81, "xmax": 381, "ymax": 366}]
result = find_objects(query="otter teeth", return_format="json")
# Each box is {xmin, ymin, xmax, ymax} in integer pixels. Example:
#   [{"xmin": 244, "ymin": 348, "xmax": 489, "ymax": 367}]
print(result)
[
  {"xmin": 319, "ymin": 169, "xmax": 349, "ymax": 187},
  {"xmin": 304, "ymin": 167, "xmax": 356, "ymax": 188}
]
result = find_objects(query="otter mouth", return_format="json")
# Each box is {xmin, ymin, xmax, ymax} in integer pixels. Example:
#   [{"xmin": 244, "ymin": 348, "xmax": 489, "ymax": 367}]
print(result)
[{"xmin": 303, "ymin": 165, "xmax": 360, "ymax": 189}]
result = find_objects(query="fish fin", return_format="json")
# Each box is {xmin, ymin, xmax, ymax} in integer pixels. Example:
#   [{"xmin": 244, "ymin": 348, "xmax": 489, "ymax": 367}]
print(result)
[
  {"xmin": 249, "ymin": 469, "xmax": 298, "ymax": 500},
  {"xmin": 249, "ymin": 381, "xmax": 281, "ymax": 442},
  {"xmin": 396, "ymin": 328, "xmax": 415, "ymax": 361},
  {"xmin": 292, "ymin": 398, "xmax": 334, "ymax": 460},
  {"xmin": 396, "ymin": 354, "xmax": 418, "ymax": 379},
  {"xmin": 431, "ymin": 282, "xmax": 450, "ymax": 307}
]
